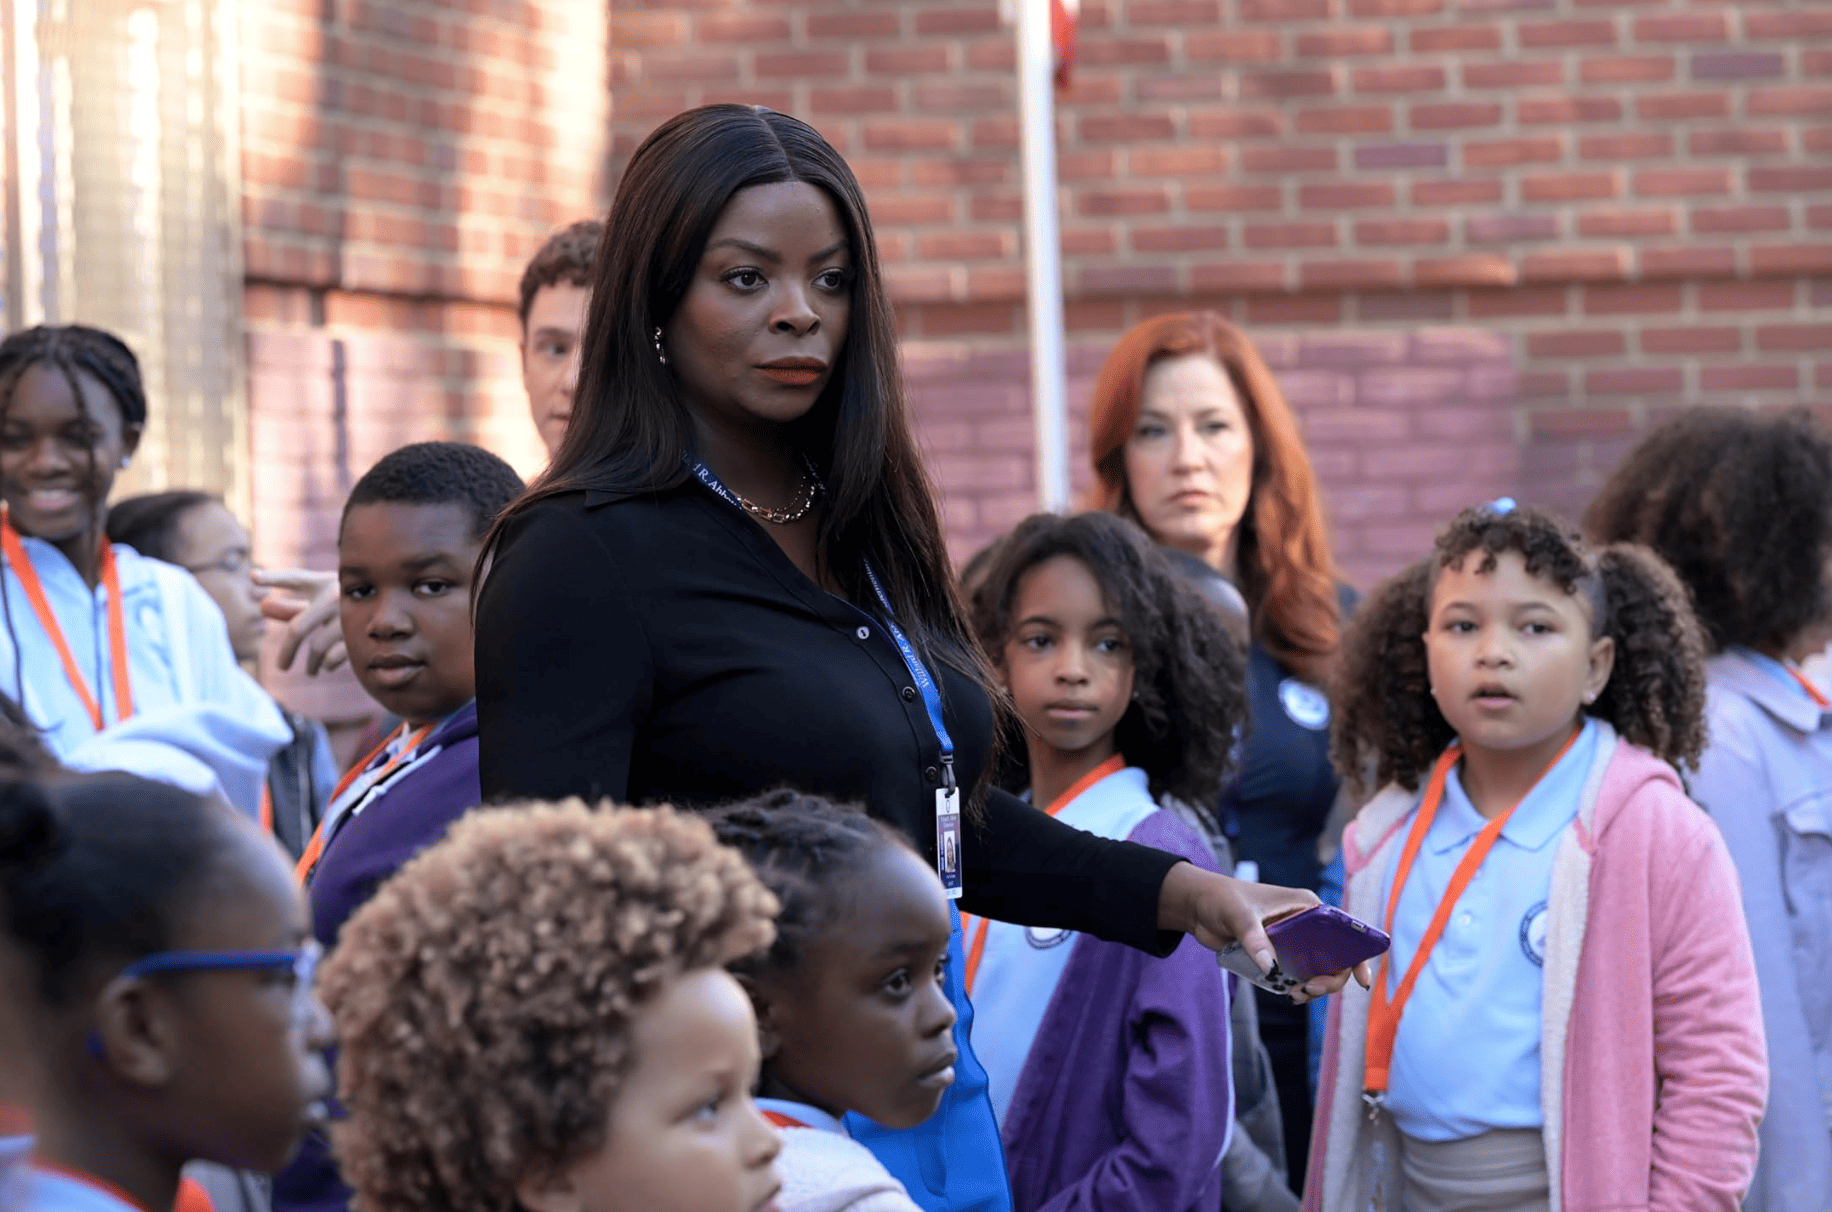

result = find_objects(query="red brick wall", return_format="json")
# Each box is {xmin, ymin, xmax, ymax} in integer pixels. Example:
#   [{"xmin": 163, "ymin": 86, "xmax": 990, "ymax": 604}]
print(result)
[
  {"xmin": 240, "ymin": 0, "xmax": 606, "ymax": 722},
  {"xmin": 608, "ymin": 0, "xmax": 1832, "ymax": 588}
]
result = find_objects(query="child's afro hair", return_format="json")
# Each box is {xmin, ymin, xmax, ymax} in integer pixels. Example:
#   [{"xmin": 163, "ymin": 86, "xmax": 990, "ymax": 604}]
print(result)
[
  {"xmin": 321, "ymin": 800, "xmax": 777, "ymax": 1212},
  {"xmin": 1331, "ymin": 503, "xmax": 1708, "ymax": 796},
  {"xmin": 1585, "ymin": 407, "xmax": 1832, "ymax": 655}
]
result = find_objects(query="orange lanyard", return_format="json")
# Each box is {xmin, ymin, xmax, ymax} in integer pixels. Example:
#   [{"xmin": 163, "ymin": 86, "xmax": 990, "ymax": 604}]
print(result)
[
  {"xmin": 962, "ymin": 753, "xmax": 1126, "ymax": 995},
  {"xmin": 293, "ymin": 721, "xmax": 437, "ymax": 884},
  {"xmin": 1, "ymin": 508, "xmax": 134, "ymax": 731},
  {"xmin": 1363, "ymin": 729, "xmax": 1580, "ymax": 1099},
  {"xmin": 761, "ymin": 1110, "xmax": 809, "ymax": 1130},
  {"xmin": 1787, "ymin": 666, "xmax": 1830, "ymax": 710}
]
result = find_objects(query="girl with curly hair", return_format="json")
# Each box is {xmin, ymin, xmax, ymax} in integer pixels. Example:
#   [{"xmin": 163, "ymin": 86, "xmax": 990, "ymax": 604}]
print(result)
[
  {"xmin": 962, "ymin": 510, "xmax": 1248, "ymax": 1212},
  {"xmin": 708, "ymin": 791, "xmax": 956, "ymax": 1212},
  {"xmin": 1310, "ymin": 503, "xmax": 1766, "ymax": 1212},
  {"xmin": 1587, "ymin": 407, "xmax": 1832, "ymax": 1212},
  {"xmin": 321, "ymin": 800, "xmax": 782, "ymax": 1212},
  {"xmin": 0, "ymin": 769, "xmax": 332, "ymax": 1212}
]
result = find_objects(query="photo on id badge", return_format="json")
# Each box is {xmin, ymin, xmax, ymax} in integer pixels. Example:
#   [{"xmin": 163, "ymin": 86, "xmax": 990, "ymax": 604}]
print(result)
[{"xmin": 936, "ymin": 786, "xmax": 962, "ymax": 897}]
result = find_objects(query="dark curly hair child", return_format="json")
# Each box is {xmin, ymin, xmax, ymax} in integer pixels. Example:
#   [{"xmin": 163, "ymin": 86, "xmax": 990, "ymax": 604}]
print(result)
[
  {"xmin": 321, "ymin": 799, "xmax": 781, "ymax": 1212},
  {"xmin": 1587, "ymin": 407, "xmax": 1832, "ymax": 1209},
  {"xmin": 706, "ymin": 790, "xmax": 953, "ymax": 1212},
  {"xmin": 970, "ymin": 510, "xmax": 1246, "ymax": 816},
  {"xmin": 1307, "ymin": 502, "xmax": 1764, "ymax": 1212},
  {"xmin": 962, "ymin": 510, "xmax": 1245, "ymax": 1212},
  {"xmin": 1, "ymin": 769, "xmax": 331, "ymax": 1212}
]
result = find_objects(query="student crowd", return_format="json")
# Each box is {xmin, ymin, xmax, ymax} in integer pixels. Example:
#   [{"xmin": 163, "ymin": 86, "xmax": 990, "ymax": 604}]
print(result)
[{"xmin": 0, "ymin": 103, "xmax": 1825, "ymax": 1212}]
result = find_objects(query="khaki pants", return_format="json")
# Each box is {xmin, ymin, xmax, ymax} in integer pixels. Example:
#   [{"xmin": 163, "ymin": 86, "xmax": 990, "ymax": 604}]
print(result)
[{"xmin": 1397, "ymin": 1128, "xmax": 1550, "ymax": 1212}]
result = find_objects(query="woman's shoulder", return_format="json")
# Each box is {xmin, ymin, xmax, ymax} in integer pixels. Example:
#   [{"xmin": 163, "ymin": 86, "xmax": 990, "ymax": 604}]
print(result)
[{"xmin": 497, "ymin": 484, "xmax": 710, "ymax": 567}]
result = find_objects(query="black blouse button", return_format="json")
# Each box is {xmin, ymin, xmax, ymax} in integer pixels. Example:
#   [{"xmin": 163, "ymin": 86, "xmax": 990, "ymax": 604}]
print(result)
[
  {"xmin": 902, "ymin": 686, "xmax": 917, "ymax": 701},
  {"xmin": 924, "ymin": 766, "xmax": 939, "ymax": 783}
]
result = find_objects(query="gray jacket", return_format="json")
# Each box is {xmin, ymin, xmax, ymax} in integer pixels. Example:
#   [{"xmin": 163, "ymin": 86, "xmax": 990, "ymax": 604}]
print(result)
[{"xmin": 1690, "ymin": 651, "xmax": 1832, "ymax": 1212}]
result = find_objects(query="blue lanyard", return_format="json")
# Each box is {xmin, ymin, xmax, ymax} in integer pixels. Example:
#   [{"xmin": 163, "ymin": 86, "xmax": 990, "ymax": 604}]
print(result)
[
  {"xmin": 689, "ymin": 458, "xmax": 956, "ymax": 787},
  {"xmin": 860, "ymin": 562, "xmax": 957, "ymax": 788}
]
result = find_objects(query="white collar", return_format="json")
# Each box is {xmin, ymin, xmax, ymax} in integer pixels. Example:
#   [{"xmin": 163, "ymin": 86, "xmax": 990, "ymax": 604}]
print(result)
[{"xmin": 755, "ymin": 1097, "xmax": 849, "ymax": 1136}]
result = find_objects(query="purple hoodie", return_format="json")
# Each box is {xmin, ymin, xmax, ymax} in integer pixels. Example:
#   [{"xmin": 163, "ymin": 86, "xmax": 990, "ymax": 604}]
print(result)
[{"xmin": 274, "ymin": 701, "xmax": 481, "ymax": 1212}]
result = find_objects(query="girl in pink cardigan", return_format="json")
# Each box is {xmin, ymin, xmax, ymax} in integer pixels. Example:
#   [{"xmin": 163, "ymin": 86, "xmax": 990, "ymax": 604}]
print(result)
[{"xmin": 1308, "ymin": 503, "xmax": 1766, "ymax": 1212}]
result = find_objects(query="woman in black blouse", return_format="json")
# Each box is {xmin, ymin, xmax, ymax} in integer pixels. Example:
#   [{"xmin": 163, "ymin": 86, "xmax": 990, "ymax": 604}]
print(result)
[{"xmin": 474, "ymin": 105, "xmax": 1355, "ymax": 1212}]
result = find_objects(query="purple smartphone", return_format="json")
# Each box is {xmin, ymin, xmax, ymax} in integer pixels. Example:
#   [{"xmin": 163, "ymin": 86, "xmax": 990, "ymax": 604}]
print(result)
[{"xmin": 1217, "ymin": 904, "xmax": 1391, "ymax": 995}]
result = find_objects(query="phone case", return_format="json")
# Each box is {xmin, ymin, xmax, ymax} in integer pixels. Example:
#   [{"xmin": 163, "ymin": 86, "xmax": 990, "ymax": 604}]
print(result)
[{"xmin": 1216, "ymin": 905, "xmax": 1391, "ymax": 996}]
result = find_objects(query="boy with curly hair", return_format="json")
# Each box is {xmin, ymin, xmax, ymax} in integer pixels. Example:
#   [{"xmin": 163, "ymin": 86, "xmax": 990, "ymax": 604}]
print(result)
[
  {"xmin": 321, "ymin": 799, "xmax": 783, "ymax": 1212},
  {"xmin": 1588, "ymin": 408, "xmax": 1832, "ymax": 1212}
]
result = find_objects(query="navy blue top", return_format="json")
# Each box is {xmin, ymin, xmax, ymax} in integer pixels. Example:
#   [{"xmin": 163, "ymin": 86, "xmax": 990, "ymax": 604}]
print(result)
[{"xmin": 274, "ymin": 702, "xmax": 481, "ymax": 1212}]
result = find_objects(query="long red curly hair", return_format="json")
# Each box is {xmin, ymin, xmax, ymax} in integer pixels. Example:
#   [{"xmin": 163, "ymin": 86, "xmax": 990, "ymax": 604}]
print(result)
[{"xmin": 1085, "ymin": 311, "xmax": 1342, "ymax": 683}]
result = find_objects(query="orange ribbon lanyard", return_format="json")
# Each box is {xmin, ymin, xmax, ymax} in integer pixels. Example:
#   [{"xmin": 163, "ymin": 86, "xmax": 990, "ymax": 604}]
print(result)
[
  {"xmin": 1, "ymin": 510, "xmax": 134, "ymax": 731},
  {"xmin": 1363, "ymin": 728, "xmax": 1580, "ymax": 1100},
  {"xmin": 962, "ymin": 753, "xmax": 1127, "ymax": 995},
  {"xmin": 1787, "ymin": 665, "xmax": 1831, "ymax": 710},
  {"xmin": 761, "ymin": 1109, "xmax": 809, "ymax": 1130},
  {"xmin": 293, "ymin": 721, "xmax": 436, "ymax": 884}
]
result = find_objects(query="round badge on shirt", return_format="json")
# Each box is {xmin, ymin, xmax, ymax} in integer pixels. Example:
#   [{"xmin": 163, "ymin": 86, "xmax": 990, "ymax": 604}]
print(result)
[
  {"xmin": 1519, "ymin": 900, "xmax": 1550, "ymax": 967},
  {"xmin": 1278, "ymin": 678, "xmax": 1331, "ymax": 730}
]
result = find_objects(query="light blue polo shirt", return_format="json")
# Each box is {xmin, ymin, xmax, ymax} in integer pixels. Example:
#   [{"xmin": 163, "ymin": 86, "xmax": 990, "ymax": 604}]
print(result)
[{"xmin": 1381, "ymin": 719, "xmax": 1598, "ymax": 1142}]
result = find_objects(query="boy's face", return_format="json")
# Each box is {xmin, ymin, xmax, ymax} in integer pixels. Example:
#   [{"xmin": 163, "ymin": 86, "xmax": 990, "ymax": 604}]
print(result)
[
  {"xmin": 535, "ymin": 968, "xmax": 781, "ymax": 1212},
  {"xmin": 755, "ymin": 845, "xmax": 958, "ymax": 1130},
  {"xmin": 522, "ymin": 281, "xmax": 589, "ymax": 457},
  {"xmin": 338, "ymin": 502, "xmax": 480, "ymax": 727}
]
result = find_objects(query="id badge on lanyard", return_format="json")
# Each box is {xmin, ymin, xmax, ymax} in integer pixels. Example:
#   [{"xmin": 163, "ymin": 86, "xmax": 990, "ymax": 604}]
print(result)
[
  {"xmin": 690, "ymin": 458, "xmax": 965, "ymax": 898},
  {"xmin": 861, "ymin": 562, "xmax": 964, "ymax": 900}
]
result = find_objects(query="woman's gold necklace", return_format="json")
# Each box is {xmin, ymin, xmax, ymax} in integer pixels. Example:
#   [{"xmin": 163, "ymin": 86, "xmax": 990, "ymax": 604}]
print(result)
[{"xmin": 735, "ymin": 457, "xmax": 823, "ymax": 525}]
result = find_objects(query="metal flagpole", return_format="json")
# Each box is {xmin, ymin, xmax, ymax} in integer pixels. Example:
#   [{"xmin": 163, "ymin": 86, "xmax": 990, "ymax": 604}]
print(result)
[{"xmin": 1017, "ymin": 0, "xmax": 1070, "ymax": 512}]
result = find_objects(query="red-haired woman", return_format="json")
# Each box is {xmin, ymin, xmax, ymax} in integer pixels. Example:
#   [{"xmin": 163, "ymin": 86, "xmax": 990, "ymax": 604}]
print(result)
[{"xmin": 1088, "ymin": 311, "xmax": 1348, "ymax": 1194}]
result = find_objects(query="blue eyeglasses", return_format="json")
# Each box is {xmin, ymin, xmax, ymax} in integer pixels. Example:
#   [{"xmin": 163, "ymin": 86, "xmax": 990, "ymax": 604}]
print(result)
[{"xmin": 88, "ymin": 942, "xmax": 323, "ymax": 1058}]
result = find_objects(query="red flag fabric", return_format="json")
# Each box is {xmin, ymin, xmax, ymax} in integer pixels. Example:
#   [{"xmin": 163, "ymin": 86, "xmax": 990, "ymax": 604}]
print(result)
[{"xmin": 1051, "ymin": 0, "xmax": 1080, "ymax": 87}]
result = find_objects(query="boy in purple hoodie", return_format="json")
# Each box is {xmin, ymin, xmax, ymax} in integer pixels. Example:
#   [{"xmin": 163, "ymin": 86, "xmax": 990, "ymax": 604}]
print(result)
[{"xmin": 275, "ymin": 441, "xmax": 524, "ymax": 1212}]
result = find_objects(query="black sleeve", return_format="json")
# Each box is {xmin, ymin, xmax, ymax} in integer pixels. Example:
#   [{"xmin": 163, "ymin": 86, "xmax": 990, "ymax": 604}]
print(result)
[
  {"xmin": 960, "ymin": 787, "xmax": 1185, "ymax": 956},
  {"xmin": 475, "ymin": 500, "xmax": 654, "ymax": 804}
]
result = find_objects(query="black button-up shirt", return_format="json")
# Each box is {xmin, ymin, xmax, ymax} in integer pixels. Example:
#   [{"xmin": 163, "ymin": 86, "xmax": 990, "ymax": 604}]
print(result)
[{"xmin": 475, "ymin": 482, "xmax": 1180, "ymax": 950}]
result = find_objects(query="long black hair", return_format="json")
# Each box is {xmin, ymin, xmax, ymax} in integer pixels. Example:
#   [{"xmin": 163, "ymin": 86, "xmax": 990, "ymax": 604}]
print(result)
[
  {"xmin": 969, "ymin": 511, "xmax": 1247, "ymax": 821},
  {"xmin": 482, "ymin": 104, "xmax": 997, "ymax": 777}
]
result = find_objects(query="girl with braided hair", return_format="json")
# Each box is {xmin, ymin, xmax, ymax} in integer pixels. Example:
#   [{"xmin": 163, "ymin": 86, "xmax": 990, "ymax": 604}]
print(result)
[
  {"xmin": 0, "ymin": 325, "xmax": 287, "ymax": 815},
  {"xmin": 708, "ymin": 790, "xmax": 954, "ymax": 1212},
  {"xmin": 1308, "ymin": 502, "xmax": 1765, "ymax": 1212}
]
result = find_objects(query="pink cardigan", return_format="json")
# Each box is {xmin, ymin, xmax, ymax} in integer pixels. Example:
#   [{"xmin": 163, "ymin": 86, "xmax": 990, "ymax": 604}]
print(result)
[{"xmin": 1304, "ymin": 724, "xmax": 1768, "ymax": 1212}]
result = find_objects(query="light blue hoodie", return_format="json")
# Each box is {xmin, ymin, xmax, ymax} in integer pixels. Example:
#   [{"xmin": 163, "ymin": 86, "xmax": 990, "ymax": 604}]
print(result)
[
  {"xmin": 1689, "ymin": 649, "xmax": 1832, "ymax": 1212},
  {"xmin": 2, "ymin": 535, "xmax": 287, "ymax": 817}
]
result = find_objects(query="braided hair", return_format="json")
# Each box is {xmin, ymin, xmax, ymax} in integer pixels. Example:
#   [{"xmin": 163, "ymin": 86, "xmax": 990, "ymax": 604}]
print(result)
[
  {"xmin": 0, "ymin": 325, "xmax": 150, "ymax": 716},
  {"xmin": 705, "ymin": 789, "xmax": 910, "ymax": 980},
  {"xmin": 1332, "ymin": 503, "xmax": 1708, "ymax": 796}
]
